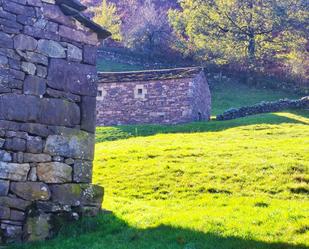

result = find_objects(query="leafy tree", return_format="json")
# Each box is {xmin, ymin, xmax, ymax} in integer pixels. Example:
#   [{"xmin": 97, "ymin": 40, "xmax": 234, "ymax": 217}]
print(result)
[
  {"xmin": 169, "ymin": 0, "xmax": 308, "ymax": 70},
  {"xmin": 91, "ymin": 0, "xmax": 122, "ymax": 41}
]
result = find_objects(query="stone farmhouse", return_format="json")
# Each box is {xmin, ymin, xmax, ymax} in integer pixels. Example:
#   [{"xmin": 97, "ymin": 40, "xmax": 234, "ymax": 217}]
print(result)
[
  {"xmin": 96, "ymin": 67, "xmax": 212, "ymax": 126},
  {"xmin": 0, "ymin": 0, "xmax": 110, "ymax": 244}
]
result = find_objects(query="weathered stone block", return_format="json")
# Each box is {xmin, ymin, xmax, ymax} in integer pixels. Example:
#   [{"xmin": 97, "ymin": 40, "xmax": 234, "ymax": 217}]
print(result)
[
  {"xmin": 28, "ymin": 167, "xmax": 37, "ymax": 182},
  {"xmin": 10, "ymin": 182, "xmax": 50, "ymax": 201},
  {"xmin": 23, "ymin": 153, "xmax": 51, "ymax": 163},
  {"xmin": 0, "ymin": 94, "xmax": 80, "ymax": 126},
  {"xmin": 67, "ymin": 44, "xmax": 82, "ymax": 62},
  {"xmin": 46, "ymin": 88, "xmax": 81, "ymax": 103},
  {"xmin": 44, "ymin": 129, "xmax": 95, "ymax": 160},
  {"xmin": 4, "ymin": 137, "xmax": 26, "ymax": 152},
  {"xmin": 24, "ymin": 75, "xmax": 46, "ymax": 96},
  {"xmin": 0, "ymin": 32, "xmax": 13, "ymax": 49},
  {"xmin": 80, "ymin": 96, "xmax": 96, "ymax": 133},
  {"xmin": 0, "ymin": 55, "xmax": 9, "ymax": 65},
  {"xmin": 0, "ymin": 138, "xmax": 5, "ymax": 148},
  {"xmin": 36, "ymin": 65, "xmax": 47, "ymax": 78},
  {"xmin": 24, "ymin": 213, "xmax": 51, "ymax": 242},
  {"xmin": 0, "ymin": 197, "xmax": 31, "ymax": 211},
  {"xmin": 37, "ymin": 162, "xmax": 72, "ymax": 183},
  {"xmin": 0, "ymin": 207, "xmax": 10, "ymax": 219},
  {"xmin": 50, "ymin": 184, "xmax": 103, "ymax": 207},
  {"xmin": 20, "ymin": 123, "xmax": 50, "ymax": 137},
  {"xmin": 14, "ymin": 34, "xmax": 37, "ymax": 51},
  {"xmin": 26, "ymin": 136, "xmax": 43, "ymax": 153},
  {"xmin": 0, "ymin": 180, "xmax": 9, "ymax": 196},
  {"xmin": 10, "ymin": 210, "xmax": 25, "ymax": 222},
  {"xmin": 0, "ymin": 162, "xmax": 30, "ymax": 181},
  {"xmin": 12, "ymin": 152, "xmax": 24, "ymax": 164},
  {"xmin": 73, "ymin": 160, "xmax": 92, "ymax": 183},
  {"xmin": 37, "ymin": 39, "xmax": 66, "ymax": 58},
  {"xmin": 1, "ymin": 223, "xmax": 23, "ymax": 243},
  {"xmin": 83, "ymin": 45, "xmax": 97, "ymax": 65},
  {"xmin": 35, "ymin": 201, "xmax": 72, "ymax": 213},
  {"xmin": 3, "ymin": 1, "xmax": 35, "ymax": 17},
  {"xmin": 47, "ymin": 59, "xmax": 97, "ymax": 96},
  {"xmin": 21, "ymin": 61, "xmax": 36, "ymax": 75},
  {"xmin": 17, "ymin": 50, "xmax": 48, "ymax": 66},
  {"xmin": 5, "ymin": 131, "xmax": 28, "ymax": 139},
  {"xmin": 0, "ymin": 149, "xmax": 12, "ymax": 162}
]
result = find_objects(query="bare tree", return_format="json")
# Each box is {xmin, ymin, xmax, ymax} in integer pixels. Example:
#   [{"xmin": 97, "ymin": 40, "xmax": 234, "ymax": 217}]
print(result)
[{"xmin": 124, "ymin": 0, "xmax": 174, "ymax": 57}]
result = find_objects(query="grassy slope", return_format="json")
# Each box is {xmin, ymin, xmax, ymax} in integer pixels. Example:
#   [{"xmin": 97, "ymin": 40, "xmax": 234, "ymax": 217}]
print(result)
[
  {"xmin": 10, "ymin": 80, "xmax": 309, "ymax": 249},
  {"xmin": 97, "ymin": 58, "xmax": 142, "ymax": 72}
]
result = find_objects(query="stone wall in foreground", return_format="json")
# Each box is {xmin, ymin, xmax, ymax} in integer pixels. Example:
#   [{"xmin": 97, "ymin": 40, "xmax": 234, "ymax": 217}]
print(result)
[{"xmin": 0, "ymin": 0, "xmax": 103, "ymax": 244}]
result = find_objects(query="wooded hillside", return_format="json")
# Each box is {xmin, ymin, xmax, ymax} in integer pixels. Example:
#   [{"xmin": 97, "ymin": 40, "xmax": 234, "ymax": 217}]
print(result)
[{"xmin": 82, "ymin": 0, "xmax": 309, "ymax": 90}]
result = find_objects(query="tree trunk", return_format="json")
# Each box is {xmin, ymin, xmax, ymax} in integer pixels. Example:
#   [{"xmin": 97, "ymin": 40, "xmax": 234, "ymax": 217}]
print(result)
[
  {"xmin": 247, "ymin": 0, "xmax": 256, "ymax": 67},
  {"xmin": 248, "ymin": 35, "xmax": 256, "ymax": 62},
  {"xmin": 148, "ymin": 33, "xmax": 154, "ymax": 59}
]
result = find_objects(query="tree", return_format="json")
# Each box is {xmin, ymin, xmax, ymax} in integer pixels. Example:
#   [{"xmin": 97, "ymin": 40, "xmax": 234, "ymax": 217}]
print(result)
[
  {"xmin": 91, "ymin": 0, "xmax": 122, "ymax": 41},
  {"xmin": 124, "ymin": 0, "xmax": 174, "ymax": 57},
  {"xmin": 169, "ymin": 0, "xmax": 308, "ymax": 69}
]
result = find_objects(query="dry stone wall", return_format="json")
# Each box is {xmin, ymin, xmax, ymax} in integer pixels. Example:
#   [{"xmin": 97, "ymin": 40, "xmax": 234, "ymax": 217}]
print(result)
[
  {"xmin": 216, "ymin": 97, "xmax": 309, "ymax": 121},
  {"xmin": 0, "ymin": 0, "xmax": 109, "ymax": 244}
]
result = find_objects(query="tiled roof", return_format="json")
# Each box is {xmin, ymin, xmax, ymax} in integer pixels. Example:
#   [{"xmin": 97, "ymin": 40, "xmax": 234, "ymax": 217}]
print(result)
[
  {"xmin": 56, "ymin": 0, "xmax": 111, "ymax": 39},
  {"xmin": 98, "ymin": 67, "xmax": 203, "ymax": 83}
]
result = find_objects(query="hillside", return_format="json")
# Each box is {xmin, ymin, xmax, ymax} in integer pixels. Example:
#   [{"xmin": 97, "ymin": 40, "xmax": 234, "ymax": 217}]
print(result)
[{"xmin": 9, "ymin": 80, "xmax": 309, "ymax": 249}]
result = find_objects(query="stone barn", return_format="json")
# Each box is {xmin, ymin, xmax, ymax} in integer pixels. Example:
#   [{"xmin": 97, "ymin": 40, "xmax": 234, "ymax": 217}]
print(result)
[
  {"xmin": 0, "ymin": 0, "xmax": 110, "ymax": 244},
  {"xmin": 96, "ymin": 67, "xmax": 211, "ymax": 126}
]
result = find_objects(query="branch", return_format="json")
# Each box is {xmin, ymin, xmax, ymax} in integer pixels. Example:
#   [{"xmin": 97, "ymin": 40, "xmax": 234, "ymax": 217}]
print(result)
[
  {"xmin": 200, "ymin": 10, "xmax": 230, "ymax": 33},
  {"xmin": 224, "ymin": 12, "xmax": 249, "ymax": 35}
]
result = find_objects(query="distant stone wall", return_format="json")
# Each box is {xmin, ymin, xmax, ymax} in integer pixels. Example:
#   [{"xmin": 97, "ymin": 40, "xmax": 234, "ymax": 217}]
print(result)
[
  {"xmin": 0, "ymin": 0, "xmax": 107, "ymax": 244},
  {"xmin": 217, "ymin": 97, "xmax": 309, "ymax": 121},
  {"xmin": 96, "ymin": 71, "xmax": 211, "ymax": 126}
]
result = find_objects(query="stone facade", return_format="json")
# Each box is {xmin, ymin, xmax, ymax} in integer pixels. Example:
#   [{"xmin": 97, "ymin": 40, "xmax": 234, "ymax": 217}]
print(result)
[
  {"xmin": 0, "ymin": 0, "xmax": 110, "ymax": 244},
  {"xmin": 96, "ymin": 68, "xmax": 211, "ymax": 126}
]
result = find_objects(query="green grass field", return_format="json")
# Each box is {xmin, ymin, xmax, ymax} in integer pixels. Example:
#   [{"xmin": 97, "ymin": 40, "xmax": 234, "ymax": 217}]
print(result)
[
  {"xmin": 10, "ymin": 80, "xmax": 309, "ymax": 249},
  {"xmin": 97, "ymin": 58, "xmax": 143, "ymax": 72}
]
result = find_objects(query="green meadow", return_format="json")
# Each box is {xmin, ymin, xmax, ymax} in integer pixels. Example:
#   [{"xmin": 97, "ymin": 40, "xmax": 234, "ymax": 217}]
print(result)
[{"xmin": 10, "ymin": 80, "xmax": 309, "ymax": 249}]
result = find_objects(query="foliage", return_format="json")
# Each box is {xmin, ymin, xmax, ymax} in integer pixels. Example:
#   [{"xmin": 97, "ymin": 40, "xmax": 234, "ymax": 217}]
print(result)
[
  {"xmin": 9, "ymin": 80, "xmax": 309, "ymax": 249},
  {"xmin": 123, "ymin": 0, "xmax": 174, "ymax": 57},
  {"xmin": 168, "ymin": 0, "xmax": 308, "ymax": 80},
  {"xmin": 91, "ymin": 0, "xmax": 122, "ymax": 41}
]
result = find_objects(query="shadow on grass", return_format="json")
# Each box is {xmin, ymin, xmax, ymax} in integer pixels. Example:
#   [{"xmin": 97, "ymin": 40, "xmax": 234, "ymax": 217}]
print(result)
[
  {"xmin": 96, "ymin": 110, "xmax": 309, "ymax": 143},
  {"xmin": 9, "ymin": 212, "xmax": 308, "ymax": 249}
]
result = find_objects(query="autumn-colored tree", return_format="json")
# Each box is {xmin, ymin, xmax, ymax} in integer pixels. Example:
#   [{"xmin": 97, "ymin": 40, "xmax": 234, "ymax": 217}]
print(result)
[
  {"xmin": 169, "ymin": 0, "xmax": 308, "ymax": 75},
  {"xmin": 91, "ymin": 0, "xmax": 122, "ymax": 41}
]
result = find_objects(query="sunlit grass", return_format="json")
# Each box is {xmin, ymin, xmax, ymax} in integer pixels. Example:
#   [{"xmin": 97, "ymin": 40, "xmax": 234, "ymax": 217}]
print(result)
[
  {"xmin": 9, "ymin": 80, "xmax": 309, "ymax": 249},
  {"xmin": 92, "ymin": 111, "xmax": 309, "ymax": 248}
]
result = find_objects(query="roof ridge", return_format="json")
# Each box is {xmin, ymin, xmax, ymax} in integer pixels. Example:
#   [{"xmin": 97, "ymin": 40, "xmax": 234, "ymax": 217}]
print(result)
[
  {"xmin": 55, "ymin": 0, "xmax": 111, "ymax": 39},
  {"xmin": 98, "ymin": 67, "xmax": 203, "ymax": 75},
  {"xmin": 98, "ymin": 67, "xmax": 204, "ymax": 83},
  {"xmin": 55, "ymin": 0, "xmax": 87, "ymax": 11}
]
